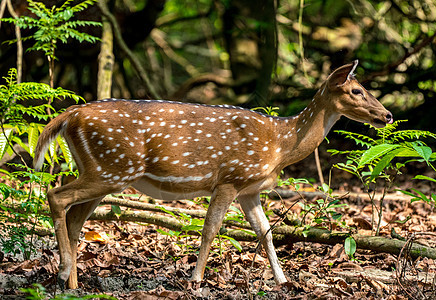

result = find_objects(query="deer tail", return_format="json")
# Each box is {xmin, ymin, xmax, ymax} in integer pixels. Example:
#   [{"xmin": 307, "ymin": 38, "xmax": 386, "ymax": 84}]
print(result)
[{"xmin": 33, "ymin": 110, "xmax": 72, "ymax": 171}]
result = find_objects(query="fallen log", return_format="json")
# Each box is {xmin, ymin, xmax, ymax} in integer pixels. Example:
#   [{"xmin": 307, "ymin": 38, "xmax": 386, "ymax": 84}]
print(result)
[
  {"xmin": 88, "ymin": 208, "xmax": 436, "ymax": 260},
  {"xmin": 5, "ymin": 197, "xmax": 436, "ymax": 260},
  {"xmin": 268, "ymin": 189, "xmax": 412, "ymax": 202}
]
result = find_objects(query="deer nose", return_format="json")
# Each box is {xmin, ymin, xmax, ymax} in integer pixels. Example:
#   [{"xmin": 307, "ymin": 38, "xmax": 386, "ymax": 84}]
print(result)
[{"xmin": 386, "ymin": 111, "xmax": 393, "ymax": 124}]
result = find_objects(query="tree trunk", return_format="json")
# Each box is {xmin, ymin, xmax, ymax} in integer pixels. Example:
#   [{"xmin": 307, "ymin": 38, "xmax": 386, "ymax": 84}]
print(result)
[
  {"xmin": 222, "ymin": 0, "xmax": 277, "ymax": 106},
  {"xmin": 97, "ymin": 11, "xmax": 114, "ymax": 100}
]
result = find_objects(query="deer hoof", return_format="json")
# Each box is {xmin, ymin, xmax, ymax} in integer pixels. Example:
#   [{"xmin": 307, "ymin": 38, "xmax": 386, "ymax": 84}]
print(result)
[{"xmin": 57, "ymin": 277, "xmax": 66, "ymax": 291}]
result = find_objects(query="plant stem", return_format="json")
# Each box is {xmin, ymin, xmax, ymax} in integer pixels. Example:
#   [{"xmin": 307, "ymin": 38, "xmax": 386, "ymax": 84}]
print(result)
[
  {"xmin": 315, "ymin": 147, "xmax": 325, "ymax": 185},
  {"xmin": 375, "ymin": 183, "xmax": 388, "ymax": 236}
]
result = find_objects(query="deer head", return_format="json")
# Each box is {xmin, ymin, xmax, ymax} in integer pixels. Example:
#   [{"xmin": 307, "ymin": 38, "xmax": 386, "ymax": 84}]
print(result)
[{"xmin": 324, "ymin": 60, "xmax": 393, "ymax": 128}]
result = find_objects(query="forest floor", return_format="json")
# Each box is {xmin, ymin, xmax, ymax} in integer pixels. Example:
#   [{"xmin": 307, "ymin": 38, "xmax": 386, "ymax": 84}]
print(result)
[{"xmin": 0, "ymin": 151, "xmax": 435, "ymax": 299}]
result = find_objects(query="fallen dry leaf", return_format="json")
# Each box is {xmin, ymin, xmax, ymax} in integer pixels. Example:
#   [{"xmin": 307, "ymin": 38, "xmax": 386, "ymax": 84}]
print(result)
[{"xmin": 85, "ymin": 231, "xmax": 110, "ymax": 243}]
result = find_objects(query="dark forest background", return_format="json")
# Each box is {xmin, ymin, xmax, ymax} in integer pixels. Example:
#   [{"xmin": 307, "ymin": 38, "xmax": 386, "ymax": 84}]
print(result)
[{"xmin": 1, "ymin": 0, "xmax": 435, "ymax": 131}]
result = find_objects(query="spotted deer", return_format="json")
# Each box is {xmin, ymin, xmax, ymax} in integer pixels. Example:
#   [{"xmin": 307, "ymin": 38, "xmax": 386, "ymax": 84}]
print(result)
[{"xmin": 34, "ymin": 60, "xmax": 393, "ymax": 289}]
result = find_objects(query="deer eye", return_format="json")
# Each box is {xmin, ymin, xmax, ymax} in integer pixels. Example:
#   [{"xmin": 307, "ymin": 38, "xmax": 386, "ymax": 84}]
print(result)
[{"xmin": 352, "ymin": 89, "xmax": 363, "ymax": 95}]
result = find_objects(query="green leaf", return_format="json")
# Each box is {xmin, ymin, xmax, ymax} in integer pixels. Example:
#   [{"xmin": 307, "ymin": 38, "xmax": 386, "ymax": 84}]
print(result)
[
  {"xmin": 331, "ymin": 213, "xmax": 342, "ymax": 220},
  {"xmin": 57, "ymin": 135, "xmax": 73, "ymax": 171},
  {"xmin": 320, "ymin": 183, "xmax": 332, "ymax": 194},
  {"xmin": 111, "ymin": 205, "xmax": 121, "ymax": 215},
  {"xmin": 0, "ymin": 128, "xmax": 14, "ymax": 161},
  {"xmin": 411, "ymin": 143, "xmax": 432, "ymax": 163},
  {"xmin": 222, "ymin": 235, "xmax": 242, "ymax": 252},
  {"xmin": 27, "ymin": 124, "xmax": 40, "ymax": 157},
  {"xmin": 239, "ymin": 229, "xmax": 257, "ymax": 237},
  {"xmin": 11, "ymin": 135, "xmax": 30, "ymax": 154},
  {"xmin": 62, "ymin": 9, "xmax": 73, "ymax": 20},
  {"xmin": 157, "ymin": 206, "xmax": 177, "ymax": 219},
  {"xmin": 370, "ymin": 147, "xmax": 404, "ymax": 180},
  {"xmin": 344, "ymin": 236, "xmax": 356, "ymax": 257},
  {"xmin": 181, "ymin": 224, "xmax": 203, "ymax": 232},
  {"xmin": 326, "ymin": 199, "xmax": 340, "ymax": 208},
  {"xmin": 399, "ymin": 188, "xmax": 431, "ymax": 203},
  {"xmin": 156, "ymin": 228, "xmax": 178, "ymax": 237},
  {"xmin": 413, "ymin": 175, "xmax": 436, "ymax": 183},
  {"xmin": 397, "ymin": 189, "xmax": 417, "ymax": 198},
  {"xmin": 47, "ymin": 138, "xmax": 57, "ymax": 165},
  {"xmin": 410, "ymin": 188, "xmax": 428, "ymax": 201},
  {"xmin": 189, "ymin": 218, "xmax": 204, "ymax": 226},
  {"xmin": 358, "ymin": 144, "xmax": 400, "ymax": 167},
  {"xmin": 395, "ymin": 148, "xmax": 421, "ymax": 157},
  {"xmin": 177, "ymin": 212, "xmax": 192, "ymax": 221}
]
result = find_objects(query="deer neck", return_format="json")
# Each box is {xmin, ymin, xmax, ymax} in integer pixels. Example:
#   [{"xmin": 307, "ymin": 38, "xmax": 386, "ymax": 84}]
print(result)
[{"xmin": 278, "ymin": 93, "xmax": 340, "ymax": 167}]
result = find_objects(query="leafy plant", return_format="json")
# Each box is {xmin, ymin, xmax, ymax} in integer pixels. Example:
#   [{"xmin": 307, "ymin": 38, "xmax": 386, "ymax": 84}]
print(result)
[
  {"xmin": 329, "ymin": 120, "xmax": 436, "ymax": 234},
  {"xmin": 2, "ymin": 0, "xmax": 101, "ymax": 87},
  {"xmin": 0, "ymin": 66, "xmax": 80, "ymax": 259},
  {"xmin": 0, "ymin": 68, "xmax": 80, "ymax": 170},
  {"xmin": 276, "ymin": 176, "xmax": 358, "ymax": 255},
  {"xmin": 0, "ymin": 0, "xmax": 101, "ymax": 270},
  {"xmin": 276, "ymin": 176, "xmax": 348, "ymax": 231},
  {"xmin": 0, "ymin": 165, "xmax": 60, "ymax": 259}
]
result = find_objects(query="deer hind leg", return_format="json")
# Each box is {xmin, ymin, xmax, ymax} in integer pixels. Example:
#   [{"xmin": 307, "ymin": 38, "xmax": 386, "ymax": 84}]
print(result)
[
  {"xmin": 191, "ymin": 184, "xmax": 237, "ymax": 282},
  {"xmin": 238, "ymin": 193, "xmax": 287, "ymax": 284},
  {"xmin": 47, "ymin": 177, "xmax": 119, "ymax": 289},
  {"xmin": 65, "ymin": 197, "xmax": 104, "ymax": 289}
]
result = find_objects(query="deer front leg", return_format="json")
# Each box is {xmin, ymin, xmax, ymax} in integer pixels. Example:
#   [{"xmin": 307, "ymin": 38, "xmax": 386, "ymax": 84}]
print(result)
[
  {"xmin": 191, "ymin": 184, "xmax": 237, "ymax": 282},
  {"xmin": 238, "ymin": 193, "xmax": 287, "ymax": 284},
  {"xmin": 66, "ymin": 197, "xmax": 104, "ymax": 289}
]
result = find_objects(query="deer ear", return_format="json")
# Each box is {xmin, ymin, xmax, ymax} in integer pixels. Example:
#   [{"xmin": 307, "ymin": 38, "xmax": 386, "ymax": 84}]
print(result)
[{"xmin": 327, "ymin": 60, "xmax": 359, "ymax": 87}]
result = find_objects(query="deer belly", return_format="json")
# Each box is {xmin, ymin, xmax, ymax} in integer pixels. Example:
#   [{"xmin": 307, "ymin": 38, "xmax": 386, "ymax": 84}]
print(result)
[{"xmin": 131, "ymin": 177, "xmax": 212, "ymax": 200}]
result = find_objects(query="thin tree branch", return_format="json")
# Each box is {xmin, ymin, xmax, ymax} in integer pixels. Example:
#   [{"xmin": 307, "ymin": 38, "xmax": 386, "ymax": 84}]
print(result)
[
  {"xmin": 156, "ymin": 6, "xmax": 213, "ymax": 28},
  {"xmin": 314, "ymin": 147, "xmax": 324, "ymax": 185},
  {"xmin": 6, "ymin": 0, "xmax": 22, "ymax": 83},
  {"xmin": 0, "ymin": 0, "xmax": 7, "ymax": 29},
  {"xmin": 150, "ymin": 29, "xmax": 199, "ymax": 77},
  {"xmin": 364, "ymin": 32, "xmax": 436, "ymax": 82}
]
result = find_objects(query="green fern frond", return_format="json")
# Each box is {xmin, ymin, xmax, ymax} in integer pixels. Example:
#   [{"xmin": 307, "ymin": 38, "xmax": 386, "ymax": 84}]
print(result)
[
  {"xmin": 389, "ymin": 130, "xmax": 436, "ymax": 143},
  {"xmin": 334, "ymin": 130, "xmax": 377, "ymax": 148},
  {"xmin": 1, "ymin": 68, "xmax": 82, "ymax": 125},
  {"xmin": 70, "ymin": 0, "xmax": 99, "ymax": 13},
  {"xmin": 58, "ymin": 0, "xmax": 76, "ymax": 12},
  {"xmin": 1, "ymin": 68, "xmax": 81, "ymax": 169},
  {"xmin": 27, "ymin": 0, "xmax": 51, "ymax": 17},
  {"xmin": 373, "ymin": 120, "xmax": 407, "ymax": 139},
  {"xmin": 327, "ymin": 149, "xmax": 365, "ymax": 156}
]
